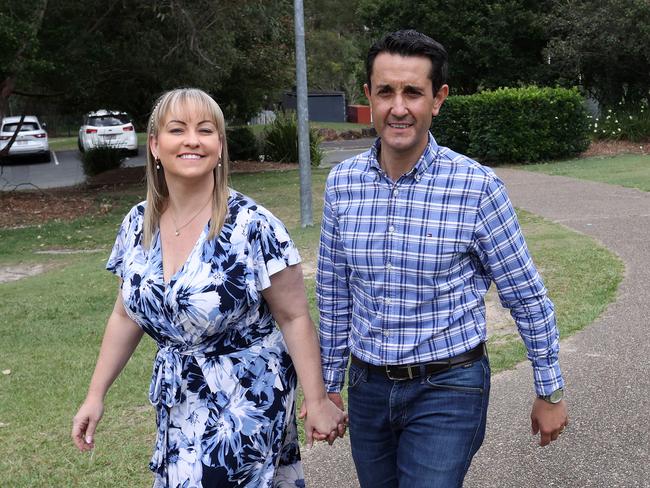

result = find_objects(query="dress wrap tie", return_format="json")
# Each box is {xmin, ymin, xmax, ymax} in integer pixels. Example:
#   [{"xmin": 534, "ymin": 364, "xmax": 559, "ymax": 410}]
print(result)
[
  {"xmin": 146, "ymin": 332, "xmax": 279, "ymax": 474},
  {"xmin": 147, "ymin": 340, "xmax": 243, "ymax": 473},
  {"xmin": 148, "ymin": 344, "xmax": 193, "ymax": 472},
  {"xmin": 149, "ymin": 345, "xmax": 184, "ymax": 408}
]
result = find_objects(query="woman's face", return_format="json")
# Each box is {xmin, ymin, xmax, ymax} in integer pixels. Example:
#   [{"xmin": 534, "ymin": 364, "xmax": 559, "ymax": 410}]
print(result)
[{"xmin": 150, "ymin": 101, "xmax": 222, "ymax": 184}]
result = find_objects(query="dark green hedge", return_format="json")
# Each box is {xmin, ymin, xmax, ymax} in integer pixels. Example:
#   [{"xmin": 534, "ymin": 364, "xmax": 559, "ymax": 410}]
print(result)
[
  {"xmin": 81, "ymin": 145, "xmax": 124, "ymax": 176},
  {"xmin": 226, "ymin": 126, "xmax": 259, "ymax": 161},
  {"xmin": 430, "ymin": 95, "xmax": 473, "ymax": 154},
  {"xmin": 431, "ymin": 87, "xmax": 590, "ymax": 164}
]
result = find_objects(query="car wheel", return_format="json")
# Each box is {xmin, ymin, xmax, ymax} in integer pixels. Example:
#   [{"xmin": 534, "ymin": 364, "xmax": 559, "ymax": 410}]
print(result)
[
  {"xmin": 42, "ymin": 151, "xmax": 52, "ymax": 163},
  {"xmin": 78, "ymin": 138, "xmax": 85, "ymax": 152},
  {"xmin": 130, "ymin": 147, "xmax": 139, "ymax": 156}
]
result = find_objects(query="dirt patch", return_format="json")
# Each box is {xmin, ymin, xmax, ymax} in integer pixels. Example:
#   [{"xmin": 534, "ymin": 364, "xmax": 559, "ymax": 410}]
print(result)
[
  {"xmin": 0, "ymin": 262, "xmax": 61, "ymax": 284},
  {"xmin": 86, "ymin": 160, "xmax": 299, "ymax": 187},
  {"xmin": 1, "ymin": 189, "xmax": 101, "ymax": 229},
  {"xmin": 0, "ymin": 161, "xmax": 300, "ymax": 230},
  {"xmin": 484, "ymin": 286, "xmax": 517, "ymax": 338},
  {"xmin": 580, "ymin": 139, "xmax": 649, "ymax": 158}
]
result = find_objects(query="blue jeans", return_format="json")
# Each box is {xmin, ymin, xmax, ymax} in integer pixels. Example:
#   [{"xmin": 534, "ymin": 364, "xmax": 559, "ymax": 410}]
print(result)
[{"xmin": 347, "ymin": 355, "xmax": 491, "ymax": 488}]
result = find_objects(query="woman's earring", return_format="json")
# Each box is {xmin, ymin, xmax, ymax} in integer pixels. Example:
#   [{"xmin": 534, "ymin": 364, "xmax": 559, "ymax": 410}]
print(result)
[
  {"xmin": 155, "ymin": 157, "xmax": 161, "ymax": 170},
  {"xmin": 217, "ymin": 158, "xmax": 222, "ymax": 168}
]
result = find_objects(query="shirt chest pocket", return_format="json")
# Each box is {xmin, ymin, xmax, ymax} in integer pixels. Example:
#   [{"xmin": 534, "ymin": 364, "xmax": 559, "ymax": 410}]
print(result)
[{"xmin": 401, "ymin": 231, "xmax": 470, "ymax": 278}]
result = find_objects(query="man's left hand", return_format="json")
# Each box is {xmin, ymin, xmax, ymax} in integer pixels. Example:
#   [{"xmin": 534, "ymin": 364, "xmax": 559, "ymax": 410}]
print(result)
[{"xmin": 531, "ymin": 398, "xmax": 568, "ymax": 446}]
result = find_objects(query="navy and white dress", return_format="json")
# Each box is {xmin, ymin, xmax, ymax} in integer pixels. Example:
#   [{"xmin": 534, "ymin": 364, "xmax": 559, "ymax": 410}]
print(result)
[{"xmin": 107, "ymin": 190, "xmax": 305, "ymax": 487}]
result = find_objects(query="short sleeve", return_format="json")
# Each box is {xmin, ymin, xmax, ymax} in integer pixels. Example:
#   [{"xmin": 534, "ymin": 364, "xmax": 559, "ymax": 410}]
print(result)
[
  {"xmin": 106, "ymin": 203, "xmax": 145, "ymax": 279},
  {"xmin": 248, "ymin": 207, "xmax": 301, "ymax": 291}
]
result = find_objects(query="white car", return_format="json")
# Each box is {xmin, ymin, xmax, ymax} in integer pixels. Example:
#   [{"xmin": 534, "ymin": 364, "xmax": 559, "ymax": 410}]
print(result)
[
  {"xmin": 78, "ymin": 110, "xmax": 138, "ymax": 155},
  {"xmin": 0, "ymin": 115, "xmax": 51, "ymax": 162}
]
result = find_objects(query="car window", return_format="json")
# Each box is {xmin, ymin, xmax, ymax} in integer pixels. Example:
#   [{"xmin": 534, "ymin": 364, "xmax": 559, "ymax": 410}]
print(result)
[
  {"xmin": 87, "ymin": 115, "xmax": 130, "ymax": 127},
  {"xmin": 2, "ymin": 122, "xmax": 40, "ymax": 132}
]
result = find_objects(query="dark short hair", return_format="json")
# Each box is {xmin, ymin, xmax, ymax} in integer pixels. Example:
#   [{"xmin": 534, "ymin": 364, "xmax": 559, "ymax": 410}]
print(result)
[{"xmin": 366, "ymin": 29, "xmax": 448, "ymax": 94}]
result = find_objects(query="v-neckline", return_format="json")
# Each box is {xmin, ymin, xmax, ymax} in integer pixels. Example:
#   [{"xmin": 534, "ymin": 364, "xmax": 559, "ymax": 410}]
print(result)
[{"xmin": 157, "ymin": 222, "xmax": 209, "ymax": 286}]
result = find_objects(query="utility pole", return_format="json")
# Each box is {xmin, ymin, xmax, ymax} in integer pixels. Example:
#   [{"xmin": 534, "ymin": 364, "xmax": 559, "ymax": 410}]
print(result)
[{"xmin": 294, "ymin": 0, "xmax": 313, "ymax": 227}]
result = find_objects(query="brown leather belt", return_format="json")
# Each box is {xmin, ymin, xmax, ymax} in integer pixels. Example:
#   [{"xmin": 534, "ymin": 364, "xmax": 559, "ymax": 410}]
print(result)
[{"xmin": 350, "ymin": 343, "xmax": 486, "ymax": 381}]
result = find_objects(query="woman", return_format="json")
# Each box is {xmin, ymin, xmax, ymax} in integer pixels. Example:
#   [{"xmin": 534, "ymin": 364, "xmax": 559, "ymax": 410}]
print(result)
[{"xmin": 72, "ymin": 88, "xmax": 346, "ymax": 487}]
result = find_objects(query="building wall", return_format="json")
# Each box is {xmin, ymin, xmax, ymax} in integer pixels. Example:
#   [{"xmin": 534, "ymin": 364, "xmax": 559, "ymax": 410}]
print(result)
[{"xmin": 282, "ymin": 91, "xmax": 346, "ymax": 122}]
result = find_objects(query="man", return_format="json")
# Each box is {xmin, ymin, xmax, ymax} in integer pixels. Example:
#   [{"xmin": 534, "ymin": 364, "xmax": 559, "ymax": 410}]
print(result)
[{"xmin": 316, "ymin": 30, "xmax": 568, "ymax": 487}]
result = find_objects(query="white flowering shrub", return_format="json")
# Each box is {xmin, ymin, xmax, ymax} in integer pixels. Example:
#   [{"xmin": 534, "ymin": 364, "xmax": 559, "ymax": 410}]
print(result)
[{"xmin": 590, "ymin": 99, "xmax": 650, "ymax": 141}]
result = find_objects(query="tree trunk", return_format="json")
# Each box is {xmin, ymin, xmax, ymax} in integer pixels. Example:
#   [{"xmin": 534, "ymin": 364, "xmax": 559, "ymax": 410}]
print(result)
[{"xmin": 0, "ymin": 75, "xmax": 16, "ymax": 122}]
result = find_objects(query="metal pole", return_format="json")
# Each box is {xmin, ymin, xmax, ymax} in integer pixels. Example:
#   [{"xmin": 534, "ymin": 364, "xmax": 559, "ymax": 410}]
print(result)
[{"xmin": 294, "ymin": 0, "xmax": 313, "ymax": 227}]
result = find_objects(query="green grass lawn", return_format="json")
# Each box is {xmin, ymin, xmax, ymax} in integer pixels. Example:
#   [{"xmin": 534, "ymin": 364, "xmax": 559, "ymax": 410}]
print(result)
[
  {"xmin": 0, "ymin": 167, "xmax": 623, "ymax": 486},
  {"xmin": 520, "ymin": 153, "xmax": 650, "ymax": 192},
  {"xmin": 48, "ymin": 136, "xmax": 80, "ymax": 151}
]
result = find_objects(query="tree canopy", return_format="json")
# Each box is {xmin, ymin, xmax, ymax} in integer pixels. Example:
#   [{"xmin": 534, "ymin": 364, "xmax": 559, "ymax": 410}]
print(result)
[
  {"xmin": 2, "ymin": 0, "xmax": 649, "ymax": 126},
  {"xmin": 357, "ymin": 0, "xmax": 554, "ymax": 94},
  {"xmin": 356, "ymin": 0, "xmax": 650, "ymax": 107},
  {"xmin": 544, "ymin": 0, "xmax": 650, "ymax": 107},
  {"xmin": 1, "ymin": 0, "xmax": 294, "ymax": 124}
]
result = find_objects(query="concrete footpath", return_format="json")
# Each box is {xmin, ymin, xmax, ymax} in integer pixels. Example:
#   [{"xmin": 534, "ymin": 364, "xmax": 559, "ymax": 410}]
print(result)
[{"xmin": 303, "ymin": 168, "xmax": 650, "ymax": 488}]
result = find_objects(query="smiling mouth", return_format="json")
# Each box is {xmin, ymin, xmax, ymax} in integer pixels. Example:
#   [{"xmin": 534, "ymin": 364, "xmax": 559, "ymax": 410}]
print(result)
[
  {"xmin": 387, "ymin": 122, "xmax": 413, "ymax": 129},
  {"xmin": 178, "ymin": 154, "xmax": 203, "ymax": 159}
]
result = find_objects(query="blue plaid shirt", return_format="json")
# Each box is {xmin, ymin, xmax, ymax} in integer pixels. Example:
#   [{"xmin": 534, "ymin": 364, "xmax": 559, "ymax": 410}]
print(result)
[{"xmin": 317, "ymin": 134, "xmax": 564, "ymax": 396}]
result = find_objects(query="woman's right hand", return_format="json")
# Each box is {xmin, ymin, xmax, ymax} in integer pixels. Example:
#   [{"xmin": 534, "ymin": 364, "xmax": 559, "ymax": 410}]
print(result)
[
  {"xmin": 72, "ymin": 396, "xmax": 104, "ymax": 452},
  {"xmin": 300, "ymin": 395, "xmax": 348, "ymax": 448}
]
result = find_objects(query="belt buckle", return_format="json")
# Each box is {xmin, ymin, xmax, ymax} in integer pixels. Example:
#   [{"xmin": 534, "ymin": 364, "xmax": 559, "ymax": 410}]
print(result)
[{"xmin": 386, "ymin": 365, "xmax": 415, "ymax": 381}]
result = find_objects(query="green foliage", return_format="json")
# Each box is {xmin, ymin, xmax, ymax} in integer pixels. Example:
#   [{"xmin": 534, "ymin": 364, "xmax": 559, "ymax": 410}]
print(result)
[
  {"xmin": 226, "ymin": 126, "xmax": 259, "ymax": 161},
  {"xmin": 589, "ymin": 101, "xmax": 650, "ymax": 142},
  {"xmin": 304, "ymin": 0, "xmax": 367, "ymax": 105},
  {"xmin": 81, "ymin": 145, "xmax": 124, "ymax": 177},
  {"xmin": 358, "ymin": 0, "xmax": 650, "ymax": 109},
  {"xmin": 263, "ymin": 112, "xmax": 323, "ymax": 166},
  {"xmin": 430, "ymin": 95, "xmax": 473, "ymax": 153},
  {"xmin": 357, "ymin": 0, "xmax": 553, "ymax": 94},
  {"xmin": 468, "ymin": 87, "xmax": 590, "ymax": 164},
  {"xmin": 2, "ymin": 1, "xmax": 294, "ymax": 124},
  {"xmin": 544, "ymin": 0, "xmax": 650, "ymax": 107},
  {"xmin": 432, "ymin": 87, "xmax": 589, "ymax": 164}
]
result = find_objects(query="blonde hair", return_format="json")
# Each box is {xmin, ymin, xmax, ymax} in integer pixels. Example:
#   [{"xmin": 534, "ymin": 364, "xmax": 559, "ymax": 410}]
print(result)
[{"xmin": 143, "ymin": 88, "xmax": 230, "ymax": 247}]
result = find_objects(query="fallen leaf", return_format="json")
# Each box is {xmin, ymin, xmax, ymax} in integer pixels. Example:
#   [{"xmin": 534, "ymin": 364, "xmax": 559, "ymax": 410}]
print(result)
[{"xmin": 2, "ymin": 370, "xmax": 10, "ymax": 375}]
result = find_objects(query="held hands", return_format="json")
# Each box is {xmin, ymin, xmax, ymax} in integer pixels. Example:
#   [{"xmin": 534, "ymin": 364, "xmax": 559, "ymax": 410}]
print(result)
[
  {"xmin": 531, "ymin": 398, "xmax": 568, "ymax": 446},
  {"xmin": 299, "ymin": 392, "xmax": 348, "ymax": 448},
  {"xmin": 72, "ymin": 396, "xmax": 105, "ymax": 452}
]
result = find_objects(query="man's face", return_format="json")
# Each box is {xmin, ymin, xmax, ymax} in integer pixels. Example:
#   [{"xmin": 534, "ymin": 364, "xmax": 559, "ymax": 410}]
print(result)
[{"xmin": 365, "ymin": 52, "xmax": 448, "ymax": 165}]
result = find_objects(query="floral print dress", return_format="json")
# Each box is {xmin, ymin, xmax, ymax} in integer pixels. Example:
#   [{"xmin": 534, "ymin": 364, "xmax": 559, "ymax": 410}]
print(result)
[{"xmin": 107, "ymin": 190, "xmax": 305, "ymax": 488}]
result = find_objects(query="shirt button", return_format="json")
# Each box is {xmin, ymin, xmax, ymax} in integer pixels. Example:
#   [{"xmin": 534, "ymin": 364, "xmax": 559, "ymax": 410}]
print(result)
[
  {"xmin": 388, "ymin": 225, "xmax": 395, "ymax": 233},
  {"xmin": 385, "ymin": 298, "xmax": 392, "ymax": 305},
  {"xmin": 393, "ymin": 189, "xmax": 399, "ymax": 197},
  {"xmin": 383, "ymin": 331, "xmax": 390, "ymax": 337},
  {"xmin": 386, "ymin": 262, "xmax": 392, "ymax": 270}
]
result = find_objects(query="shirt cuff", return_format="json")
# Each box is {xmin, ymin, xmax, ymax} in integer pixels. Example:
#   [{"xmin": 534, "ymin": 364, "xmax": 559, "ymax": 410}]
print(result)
[
  {"xmin": 322, "ymin": 366, "xmax": 347, "ymax": 393},
  {"xmin": 532, "ymin": 360, "xmax": 565, "ymax": 396}
]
